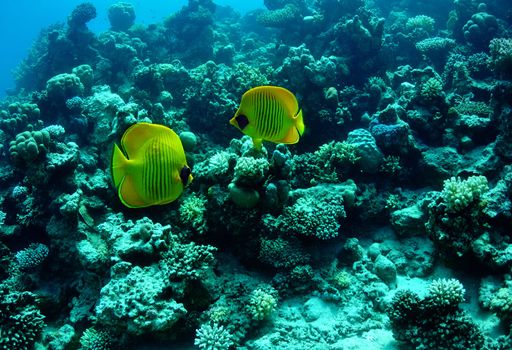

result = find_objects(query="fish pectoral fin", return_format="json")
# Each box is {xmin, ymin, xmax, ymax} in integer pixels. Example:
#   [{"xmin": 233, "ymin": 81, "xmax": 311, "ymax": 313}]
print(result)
[
  {"xmin": 118, "ymin": 175, "xmax": 148, "ymax": 208},
  {"xmin": 278, "ymin": 126, "xmax": 300, "ymax": 144}
]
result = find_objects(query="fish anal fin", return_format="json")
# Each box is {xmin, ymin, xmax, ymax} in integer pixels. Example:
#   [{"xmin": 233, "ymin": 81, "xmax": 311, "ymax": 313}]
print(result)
[
  {"xmin": 278, "ymin": 126, "xmax": 300, "ymax": 144},
  {"xmin": 118, "ymin": 175, "xmax": 148, "ymax": 208}
]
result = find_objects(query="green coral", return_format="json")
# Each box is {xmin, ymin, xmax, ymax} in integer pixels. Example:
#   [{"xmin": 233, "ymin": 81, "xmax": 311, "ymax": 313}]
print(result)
[
  {"xmin": 161, "ymin": 241, "xmax": 217, "ymax": 280},
  {"xmin": 247, "ymin": 288, "xmax": 278, "ymax": 321},
  {"xmin": 0, "ymin": 102, "xmax": 40, "ymax": 133},
  {"xmin": 79, "ymin": 328, "xmax": 111, "ymax": 350},
  {"xmin": 490, "ymin": 287, "xmax": 512, "ymax": 324},
  {"xmin": 179, "ymin": 193, "xmax": 208, "ymax": 234},
  {"xmin": 425, "ymin": 278, "xmax": 466, "ymax": 309},
  {"xmin": 194, "ymin": 323, "xmax": 235, "ymax": 350},
  {"xmin": 233, "ymin": 156, "xmax": 270, "ymax": 186},
  {"xmin": 489, "ymin": 38, "xmax": 512, "ymax": 77},
  {"xmin": 95, "ymin": 262, "xmax": 187, "ymax": 335},
  {"xmin": 46, "ymin": 73, "xmax": 84, "ymax": 101},
  {"xmin": 258, "ymin": 236, "xmax": 310, "ymax": 269},
  {"xmin": 421, "ymin": 77, "xmax": 444, "ymax": 99},
  {"xmin": 257, "ymin": 4, "xmax": 301, "ymax": 27},
  {"xmin": 9, "ymin": 129, "xmax": 51, "ymax": 164},
  {"xmin": 442, "ymin": 175, "xmax": 488, "ymax": 212},
  {"xmin": 264, "ymin": 184, "xmax": 347, "ymax": 240},
  {"xmin": 406, "ymin": 15, "xmax": 435, "ymax": 34},
  {"xmin": 0, "ymin": 289, "xmax": 45, "ymax": 350},
  {"xmin": 388, "ymin": 279, "xmax": 485, "ymax": 349}
]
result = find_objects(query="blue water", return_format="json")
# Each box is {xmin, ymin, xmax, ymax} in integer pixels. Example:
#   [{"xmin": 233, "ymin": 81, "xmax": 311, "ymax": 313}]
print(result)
[{"xmin": 0, "ymin": 0, "xmax": 264, "ymax": 98}]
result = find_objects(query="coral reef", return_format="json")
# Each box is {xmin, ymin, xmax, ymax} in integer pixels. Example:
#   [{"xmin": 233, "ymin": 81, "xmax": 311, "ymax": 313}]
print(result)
[{"xmin": 1, "ymin": 0, "xmax": 511, "ymax": 348}]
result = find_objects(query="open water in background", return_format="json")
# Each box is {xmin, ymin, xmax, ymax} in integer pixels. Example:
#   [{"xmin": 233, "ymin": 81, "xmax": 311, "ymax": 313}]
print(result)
[{"xmin": 0, "ymin": 0, "xmax": 264, "ymax": 98}]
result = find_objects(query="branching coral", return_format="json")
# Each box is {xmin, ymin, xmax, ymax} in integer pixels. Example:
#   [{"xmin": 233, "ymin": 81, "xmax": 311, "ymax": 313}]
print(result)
[
  {"xmin": 388, "ymin": 279, "xmax": 484, "ymax": 349},
  {"xmin": 489, "ymin": 38, "xmax": 512, "ymax": 77},
  {"xmin": 247, "ymin": 287, "xmax": 278, "ymax": 321},
  {"xmin": 441, "ymin": 175, "xmax": 488, "ymax": 212},
  {"xmin": 194, "ymin": 322, "xmax": 235, "ymax": 350},
  {"xmin": 0, "ymin": 289, "xmax": 45, "ymax": 350}
]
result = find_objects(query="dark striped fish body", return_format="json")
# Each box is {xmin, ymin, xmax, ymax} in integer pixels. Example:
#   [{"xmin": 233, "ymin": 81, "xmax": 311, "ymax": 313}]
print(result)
[
  {"xmin": 230, "ymin": 86, "xmax": 305, "ymax": 149},
  {"xmin": 111, "ymin": 123, "xmax": 192, "ymax": 208}
]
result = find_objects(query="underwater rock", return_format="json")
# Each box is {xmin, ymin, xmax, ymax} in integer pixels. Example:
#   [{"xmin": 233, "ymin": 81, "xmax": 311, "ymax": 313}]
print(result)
[
  {"xmin": 390, "ymin": 205, "xmax": 426, "ymax": 237},
  {"xmin": 346, "ymin": 128, "xmax": 383, "ymax": 174}
]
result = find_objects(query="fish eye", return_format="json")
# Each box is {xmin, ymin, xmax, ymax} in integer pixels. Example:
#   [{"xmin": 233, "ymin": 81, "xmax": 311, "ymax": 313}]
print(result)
[
  {"xmin": 180, "ymin": 166, "xmax": 191, "ymax": 186},
  {"xmin": 235, "ymin": 114, "xmax": 249, "ymax": 130}
]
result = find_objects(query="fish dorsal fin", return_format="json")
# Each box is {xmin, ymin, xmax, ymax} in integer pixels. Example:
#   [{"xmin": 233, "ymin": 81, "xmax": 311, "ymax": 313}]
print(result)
[
  {"xmin": 267, "ymin": 86, "xmax": 299, "ymax": 117},
  {"xmin": 118, "ymin": 175, "xmax": 148, "ymax": 208},
  {"xmin": 121, "ymin": 123, "xmax": 173, "ymax": 158}
]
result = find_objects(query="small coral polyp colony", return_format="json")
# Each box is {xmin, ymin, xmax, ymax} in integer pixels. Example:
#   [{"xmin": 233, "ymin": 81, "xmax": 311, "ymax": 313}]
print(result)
[{"xmin": 0, "ymin": 0, "xmax": 512, "ymax": 349}]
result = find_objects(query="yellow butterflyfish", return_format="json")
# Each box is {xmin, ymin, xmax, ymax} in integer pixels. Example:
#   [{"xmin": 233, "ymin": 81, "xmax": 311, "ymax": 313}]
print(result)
[
  {"xmin": 230, "ymin": 86, "xmax": 305, "ymax": 149},
  {"xmin": 111, "ymin": 123, "xmax": 193, "ymax": 208}
]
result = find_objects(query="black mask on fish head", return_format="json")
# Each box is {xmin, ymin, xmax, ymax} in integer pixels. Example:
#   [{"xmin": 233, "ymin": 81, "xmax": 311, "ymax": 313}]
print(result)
[
  {"xmin": 235, "ymin": 114, "xmax": 249, "ymax": 130},
  {"xmin": 180, "ymin": 166, "xmax": 192, "ymax": 186}
]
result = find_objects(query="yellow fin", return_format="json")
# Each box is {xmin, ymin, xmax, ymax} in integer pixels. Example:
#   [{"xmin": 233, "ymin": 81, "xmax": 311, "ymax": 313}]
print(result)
[
  {"xmin": 121, "ymin": 123, "xmax": 173, "ymax": 158},
  {"xmin": 118, "ymin": 175, "xmax": 148, "ymax": 208},
  {"xmin": 267, "ymin": 86, "xmax": 299, "ymax": 117},
  {"xmin": 111, "ymin": 143, "xmax": 127, "ymax": 188},
  {"xmin": 295, "ymin": 108, "xmax": 305, "ymax": 136},
  {"xmin": 278, "ymin": 125, "xmax": 300, "ymax": 144},
  {"xmin": 244, "ymin": 86, "xmax": 299, "ymax": 116},
  {"xmin": 252, "ymin": 138, "xmax": 263, "ymax": 150}
]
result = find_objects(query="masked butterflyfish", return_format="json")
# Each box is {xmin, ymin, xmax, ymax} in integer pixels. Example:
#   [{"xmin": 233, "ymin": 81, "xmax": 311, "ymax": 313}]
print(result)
[
  {"xmin": 230, "ymin": 86, "xmax": 305, "ymax": 149},
  {"xmin": 111, "ymin": 122, "xmax": 193, "ymax": 208}
]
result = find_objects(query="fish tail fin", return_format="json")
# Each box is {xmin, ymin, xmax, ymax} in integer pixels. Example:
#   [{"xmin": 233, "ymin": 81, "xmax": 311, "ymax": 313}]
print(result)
[
  {"xmin": 111, "ymin": 144, "xmax": 128, "ymax": 188},
  {"xmin": 295, "ymin": 109, "xmax": 305, "ymax": 137}
]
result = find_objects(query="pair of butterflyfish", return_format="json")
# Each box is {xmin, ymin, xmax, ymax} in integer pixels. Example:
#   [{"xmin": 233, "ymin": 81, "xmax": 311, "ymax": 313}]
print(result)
[{"xmin": 112, "ymin": 86, "xmax": 304, "ymax": 208}]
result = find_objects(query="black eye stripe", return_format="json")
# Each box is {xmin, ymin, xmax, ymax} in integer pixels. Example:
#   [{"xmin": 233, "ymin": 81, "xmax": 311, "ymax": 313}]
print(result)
[
  {"xmin": 180, "ymin": 166, "xmax": 191, "ymax": 186},
  {"xmin": 236, "ymin": 114, "xmax": 249, "ymax": 129}
]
